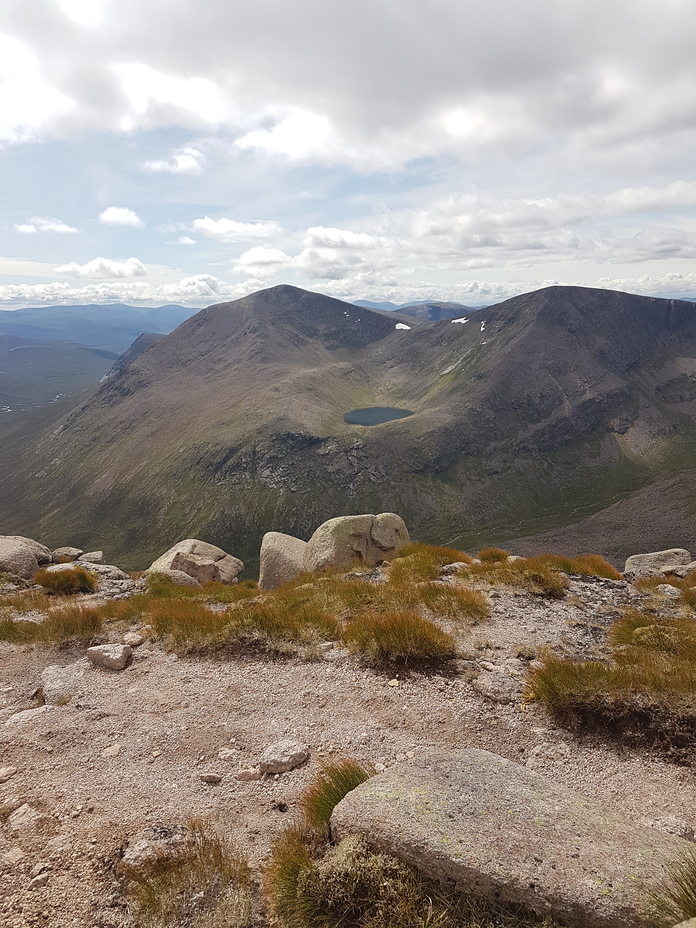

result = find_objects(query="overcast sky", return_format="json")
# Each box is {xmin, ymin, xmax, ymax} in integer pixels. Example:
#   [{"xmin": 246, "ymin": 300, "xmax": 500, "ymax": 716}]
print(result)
[{"xmin": 2, "ymin": 0, "xmax": 696, "ymax": 308}]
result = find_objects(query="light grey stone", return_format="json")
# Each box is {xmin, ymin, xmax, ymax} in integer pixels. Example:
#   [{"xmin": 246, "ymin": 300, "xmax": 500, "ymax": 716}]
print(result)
[
  {"xmin": 118, "ymin": 825, "xmax": 194, "ymax": 877},
  {"xmin": 148, "ymin": 568, "xmax": 200, "ymax": 587},
  {"xmin": 78, "ymin": 551, "xmax": 105, "ymax": 564},
  {"xmin": 199, "ymin": 772, "xmax": 223, "ymax": 784},
  {"xmin": 330, "ymin": 748, "xmax": 691, "ymax": 928},
  {"xmin": 5, "ymin": 706, "xmax": 54, "ymax": 727},
  {"xmin": 0, "ymin": 765, "xmax": 17, "ymax": 783},
  {"xmin": 624, "ymin": 548, "xmax": 692, "ymax": 580},
  {"xmin": 52, "ymin": 547, "xmax": 83, "ymax": 561},
  {"xmin": 472, "ymin": 671, "xmax": 520, "ymax": 704},
  {"xmin": 148, "ymin": 539, "xmax": 243, "ymax": 584},
  {"xmin": 41, "ymin": 662, "xmax": 86, "ymax": 705},
  {"xmin": 0, "ymin": 535, "xmax": 51, "ymax": 579},
  {"xmin": 236, "ymin": 767, "xmax": 261, "ymax": 781},
  {"xmin": 87, "ymin": 644, "xmax": 132, "ymax": 671},
  {"xmin": 8, "ymin": 803, "xmax": 43, "ymax": 833},
  {"xmin": 259, "ymin": 739, "xmax": 309, "ymax": 774},
  {"xmin": 28, "ymin": 872, "xmax": 49, "ymax": 889},
  {"xmin": 304, "ymin": 513, "xmax": 409, "ymax": 573},
  {"xmin": 259, "ymin": 531, "xmax": 308, "ymax": 590},
  {"xmin": 171, "ymin": 552, "xmax": 219, "ymax": 583},
  {"xmin": 43, "ymin": 562, "xmax": 127, "ymax": 582},
  {"xmin": 654, "ymin": 584, "xmax": 683, "ymax": 598}
]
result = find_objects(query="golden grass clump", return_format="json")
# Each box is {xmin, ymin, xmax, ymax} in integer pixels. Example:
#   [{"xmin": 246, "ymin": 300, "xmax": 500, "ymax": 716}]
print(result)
[
  {"xmin": 649, "ymin": 847, "xmax": 696, "ymax": 927},
  {"xmin": 126, "ymin": 819, "xmax": 254, "ymax": 928},
  {"xmin": 300, "ymin": 758, "xmax": 375, "ymax": 832},
  {"xmin": 34, "ymin": 566, "xmax": 97, "ymax": 595},
  {"xmin": 417, "ymin": 582, "xmax": 490, "ymax": 623},
  {"xmin": 342, "ymin": 609, "xmax": 457, "ymax": 666},
  {"xmin": 0, "ymin": 604, "xmax": 103, "ymax": 646},
  {"xmin": 526, "ymin": 608, "xmax": 696, "ymax": 759},
  {"xmin": 476, "ymin": 546, "xmax": 512, "ymax": 563},
  {"xmin": 527, "ymin": 552, "xmax": 622, "ymax": 580},
  {"xmin": 389, "ymin": 542, "xmax": 473, "ymax": 584},
  {"xmin": 471, "ymin": 559, "xmax": 568, "ymax": 599}
]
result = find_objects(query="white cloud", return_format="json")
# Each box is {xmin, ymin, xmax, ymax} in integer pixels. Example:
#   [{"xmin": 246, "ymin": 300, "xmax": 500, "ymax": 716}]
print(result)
[
  {"xmin": 55, "ymin": 257, "xmax": 147, "ymax": 279},
  {"xmin": 98, "ymin": 206, "xmax": 144, "ymax": 228},
  {"xmin": 192, "ymin": 216, "xmax": 282, "ymax": 242},
  {"xmin": 15, "ymin": 216, "xmax": 78, "ymax": 234},
  {"xmin": 143, "ymin": 146, "xmax": 205, "ymax": 174},
  {"xmin": 172, "ymin": 236, "xmax": 196, "ymax": 245}
]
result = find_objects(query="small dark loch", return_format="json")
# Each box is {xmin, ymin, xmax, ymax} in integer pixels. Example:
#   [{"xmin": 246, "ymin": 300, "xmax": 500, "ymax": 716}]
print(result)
[{"xmin": 343, "ymin": 407, "xmax": 414, "ymax": 426}]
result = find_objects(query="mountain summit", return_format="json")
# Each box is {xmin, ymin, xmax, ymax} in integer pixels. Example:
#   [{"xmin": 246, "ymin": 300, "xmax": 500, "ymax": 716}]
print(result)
[{"xmin": 1, "ymin": 284, "xmax": 696, "ymax": 566}]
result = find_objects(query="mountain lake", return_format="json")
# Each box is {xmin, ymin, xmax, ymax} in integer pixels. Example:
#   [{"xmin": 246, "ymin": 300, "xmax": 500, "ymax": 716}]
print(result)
[{"xmin": 343, "ymin": 406, "xmax": 414, "ymax": 425}]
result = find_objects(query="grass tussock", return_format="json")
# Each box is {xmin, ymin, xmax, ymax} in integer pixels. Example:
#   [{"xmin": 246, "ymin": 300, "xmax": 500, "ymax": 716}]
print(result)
[
  {"xmin": 34, "ymin": 566, "xmax": 97, "ymax": 595},
  {"xmin": 146, "ymin": 572, "xmax": 259, "ymax": 603},
  {"xmin": 300, "ymin": 759, "xmax": 375, "ymax": 832},
  {"xmin": 417, "ymin": 582, "xmax": 490, "ymax": 623},
  {"xmin": 636, "ymin": 570, "xmax": 696, "ymax": 610},
  {"xmin": 529, "ymin": 552, "xmax": 622, "ymax": 580},
  {"xmin": 471, "ymin": 559, "xmax": 569, "ymax": 599},
  {"xmin": 526, "ymin": 609, "xmax": 696, "ymax": 761},
  {"xmin": 476, "ymin": 546, "xmax": 512, "ymax": 563},
  {"xmin": 126, "ymin": 819, "xmax": 254, "ymax": 928},
  {"xmin": 0, "ymin": 589, "xmax": 52, "ymax": 614},
  {"xmin": 0, "ymin": 604, "xmax": 103, "ymax": 646},
  {"xmin": 342, "ymin": 609, "xmax": 457, "ymax": 666},
  {"xmin": 649, "ymin": 847, "xmax": 696, "ymax": 927},
  {"xmin": 389, "ymin": 543, "xmax": 473, "ymax": 584}
]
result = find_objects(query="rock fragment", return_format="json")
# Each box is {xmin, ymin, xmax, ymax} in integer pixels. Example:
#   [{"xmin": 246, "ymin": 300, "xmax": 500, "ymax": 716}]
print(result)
[
  {"xmin": 259, "ymin": 531, "xmax": 308, "ymax": 590},
  {"xmin": 624, "ymin": 548, "xmax": 692, "ymax": 580},
  {"xmin": 87, "ymin": 644, "xmax": 132, "ymax": 671},
  {"xmin": 259, "ymin": 739, "xmax": 309, "ymax": 774},
  {"xmin": 148, "ymin": 539, "xmax": 243, "ymax": 584},
  {"xmin": 0, "ymin": 765, "xmax": 17, "ymax": 783}
]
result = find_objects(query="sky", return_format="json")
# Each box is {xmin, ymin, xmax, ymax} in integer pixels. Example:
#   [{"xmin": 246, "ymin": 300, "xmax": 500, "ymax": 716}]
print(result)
[{"xmin": 2, "ymin": 0, "xmax": 696, "ymax": 309}]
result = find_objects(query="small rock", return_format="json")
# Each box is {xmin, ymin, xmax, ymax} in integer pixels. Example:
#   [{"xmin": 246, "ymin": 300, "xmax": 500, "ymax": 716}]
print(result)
[
  {"xmin": 236, "ymin": 767, "xmax": 261, "ymax": 782},
  {"xmin": 8, "ymin": 803, "xmax": 43, "ymax": 833},
  {"xmin": 102, "ymin": 743, "xmax": 121, "ymax": 758},
  {"xmin": 218, "ymin": 747, "xmax": 237, "ymax": 761},
  {"xmin": 473, "ymin": 672, "xmax": 519, "ymax": 704},
  {"xmin": 5, "ymin": 706, "xmax": 54, "ymax": 727},
  {"xmin": 52, "ymin": 546, "xmax": 83, "ymax": 561},
  {"xmin": 654, "ymin": 584, "xmax": 682, "ymax": 598},
  {"xmin": 78, "ymin": 551, "xmax": 105, "ymax": 564},
  {"xmin": 388, "ymin": 679, "xmax": 399, "ymax": 687},
  {"xmin": 200, "ymin": 773, "xmax": 223, "ymax": 784},
  {"xmin": 644, "ymin": 815, "xmax": 695, "ymax": 841},
  {"xmin": 2, "ymin": 846, "xmax": 25, "ymax": 865},
  {"xmin": 123, "ymin": 632, "xmax": 144, "ymax": 647},
  {"xmin": 119, "ymin": 825, "xmax": 195, "ymax": 878},
  {"xmin": 30, "ymin": 861, "xmax": 49, "ymax": 878},
  {"xmin": 28, "ymin": 872, "xmax": 49, "ymax": 889},
  {"xmin": 0, "ymin": 765, "xmax": 17, "ymax": 783},
  {"xmin": 87, "ymin": 644, "xmax": 132, "ymax": 671},
  {"xmin": 259, "ymin": 739, "xmax": 309, "ymax": 774}
]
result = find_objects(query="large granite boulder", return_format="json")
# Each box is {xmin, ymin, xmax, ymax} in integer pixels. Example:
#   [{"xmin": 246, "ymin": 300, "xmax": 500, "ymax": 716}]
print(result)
[
  {"xmin": 330, "ymin": 748, "xmax": 690, "ymax": 928},
  {"xmin": 304, "ymin": 513, "xmax": 409, "ymax": 574},
  {"xmin": 0, "ymin": 536, "xmax": 51, "ymax": 579},
  {"xmin": 147, "ymin": 539, "xmax": 243, "ymax": 584},
  {"xmin": 624, "ymin": 548, "xmax": 692, "ymax": 580},
  {"xmin": 258, "ymin": 532, "xmax": 309, "ymax": 590}
]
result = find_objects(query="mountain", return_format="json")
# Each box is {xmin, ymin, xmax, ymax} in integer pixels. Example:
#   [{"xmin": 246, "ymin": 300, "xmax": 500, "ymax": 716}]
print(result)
[
  {"xmin": 0, "ymin": 335, "xmax": 117, "ymax": 415},
  {"xmin": 0, "ymin": 303, "xmax": 196, "ymax": 354},
  {"xmin": 397, "ymin": 301, "xmax": 476, "ymax": 321},
  {"xmin": 1, "ymin": 283, "xmax": 696, "ymax": 569}
]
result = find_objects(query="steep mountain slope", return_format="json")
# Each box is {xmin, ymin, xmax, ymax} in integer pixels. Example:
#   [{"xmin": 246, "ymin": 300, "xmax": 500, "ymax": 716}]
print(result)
[
  {"xmin": 0, "ymin": 303, "xmax": 194, "ymax": 353},
  {"xmin": 397, "ymin": 300, "xmax": 475, "ymax": 321},
  {"xmin": 1, "ymin": 284, "xmax": 696, "ymax": 568}
]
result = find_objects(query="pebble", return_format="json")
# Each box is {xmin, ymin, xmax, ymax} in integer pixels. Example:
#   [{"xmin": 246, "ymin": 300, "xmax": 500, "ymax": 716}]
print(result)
[
  {"xmin": 123, "ymin": 633, "xmax": 144, "ymax": 647},
  {"xmin": 86, "ymin": 644, "xmax": 132, "ymax": 671},
  {"xmin": 101, "ymin": 744, "xmax": 121, "ymax": 757},
  {"xmin": 199, "ymin": 773, "xmax": 223, "ymax": 784},
  {"xmin": 0, "ymin": 765, "xmax": 17, "ymax": 783},
  {"xmin": 388, "ymin": 679, "xmax": 399, "ymax": 687},
  {"xmin": 236, "ymin": 767, "xmax": 261, "ymax": 782},
  {"xmin": 28, "ymin": 873, "xmax": 49, "ymax": 890},
  {"xmin": 259, "ymin": 739, "xmax": 309, "ymax": 774}
]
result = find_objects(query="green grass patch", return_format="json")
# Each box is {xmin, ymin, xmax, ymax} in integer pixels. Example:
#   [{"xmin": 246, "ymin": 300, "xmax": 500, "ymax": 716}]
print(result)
[
  {"xmin": 300, "ymin": 758, "xmax": 375, "ymax": 832},
  {"xmin": 342, "ymin": 609, "xmax": 457, "ymax": 666}
]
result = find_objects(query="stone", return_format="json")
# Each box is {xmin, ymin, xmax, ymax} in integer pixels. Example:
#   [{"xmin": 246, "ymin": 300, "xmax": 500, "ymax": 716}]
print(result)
[
  {"xmin": 330, "ymin": 749, "xmax": 691, "ymax": 928},
  {"xmin": 473, "ymin": 671, "xmax": 520, "ymax": 704},
  {"xmin": 259, "ymin": 739, "xmax": 309, "ymax": 774},
  {"xmin": 28, "ymin": 872, "xmax": 49, "ymax": 889},
  {"xmin": 52, "ymin": 546, "xmax": 83, "ymax": 561},
  {"xmin": 218, "ymin": 747, "xmax": 237, "ymax": 761},
  {"xmin": 148, "ymin": 539, "xmax": 243, "ymax": 584},
  {"xmin": 0, "ymin": 765, "xmax": 17, "ymax": 783},
  {"xmin": 660, "ymin": 560, "xmax": 696, "ymax": 579},
  {"xmin": 674, "ymin": 920, "xmax": 696, "ymax": 928},
  {"xmin": 304, "ymin": 513, "xmax": 409, "ymax": 573},
  {"xmin": 119, "ymin": 825, "xmax": 194, "ymax": 878},
  {"xmin": 624, "ymin": 548, "xmax": 692, "ymax": 580},
  {"xmin": 199, "ymin": 772, "xmax": 223, "ymax": 784},
  {"xmin": 43, "ymin": 562, "xmax": 128, "ymax": 581},
  {"xmin": 3, "ymin": 846, "xmax": 25, "ymax": 865},
  {"xmin": 258, "ymin": 531, "xmax": 309, "ymax": 590},
  {"xmin": 149, "ymin": 568, "xmax": 200, "ymax": 587},
  {"xmin": 78, "ymin": 551, "xmax": 105, "ymax": 564},
  {"xmin": 5, "ymin": 706, "xmax": 54, "ymax": 727},
  {"xmin": 236, "ymin": 767, "xmax": 261, "ymax": 782},
  {"xmin": 0, "ymin": 535, "xmax": 51, "ymax": 579},
  {"xmin": 102, "ymin": 744, "xmax": 121, "ymax": 757},
  {"xmin": 87, "ymin": 644, "xmax": 132, "ymax": 671},
  {"xmin": 654, "ymin": 584, "xmax": 682, "ymax": 598},
  {"xmin": 41, "ymin": 662, "xmax": 86, "ymax": 705},
  {"xmin": 171, "ymin": 552, "xmax": 219, "ymax": 583},
  {"xmin": 123, "ymin": 632, "xmax": 144, "ymax": 647},
  {"xmin": 8, "ymin": 803, "xmax": 43, "ymax": 832},
  {"xmin": 644, "ymin": 815, "xmax": 695, "ymax": 841}
]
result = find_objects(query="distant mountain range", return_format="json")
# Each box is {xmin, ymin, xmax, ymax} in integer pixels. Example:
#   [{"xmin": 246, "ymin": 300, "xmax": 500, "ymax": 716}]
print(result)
[
  {"xmin": 354, "ymin": 299, "xmax": 479, "ymax": 320},
  {"xmin": 1, "ymin": 284, "xmax": 695, "ymax": 569},
  {"xmin": 0, "ymin": 302, "xmax": 195, "ymax": 354}
]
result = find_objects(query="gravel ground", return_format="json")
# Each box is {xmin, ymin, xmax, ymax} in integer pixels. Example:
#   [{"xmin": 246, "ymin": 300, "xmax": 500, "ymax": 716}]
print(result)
[{"xmin": 1, "ymin": 573, "xmax": 695, "ymax": 928}]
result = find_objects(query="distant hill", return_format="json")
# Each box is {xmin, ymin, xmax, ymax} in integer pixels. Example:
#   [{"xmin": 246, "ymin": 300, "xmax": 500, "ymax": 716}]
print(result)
[
  {"xmin": 354, "ymin": 299, "xmax": 479, "ymax": 321},
  {"xmin": 0, "ymin": 335, "xmax": 117, "ymax": 415},
  {"xmin": 0, "ymin": 303, "xmax": 195, "ymax": 354},
  {"xmin": 1, "ymin": 284, "xmax": 696, "ymax": 568}
]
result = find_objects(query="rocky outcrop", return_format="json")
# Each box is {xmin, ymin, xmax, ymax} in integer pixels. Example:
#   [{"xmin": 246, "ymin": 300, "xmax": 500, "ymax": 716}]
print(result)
[
  {"xmin": 0, "ymin": 535, "xmax": 51, "ymax": 579},
  {"xmin": 304, "ymin": 513, "xmax": 409, "ymax": 574},
  {"xmin": 258, "ymin": 532, "xmax": 309, "ymax": 590},
  {"xmin": 330, "ymin": 748, "xmax": 691, "ymax": 928},
  {"xmin": 51, "ymin": 546, "xmax": 83, "ymax": 561},
  {"xmin": 624, "ymin": 548, "xmax": 692, "ymax": 580},
  {"xmin": 148, "ymin": 539, "xmax": 243, "ymax": 584}
]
